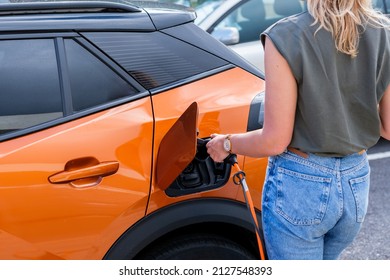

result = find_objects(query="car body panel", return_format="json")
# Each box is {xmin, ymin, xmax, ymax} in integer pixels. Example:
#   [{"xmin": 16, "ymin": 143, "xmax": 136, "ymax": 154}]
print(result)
[
  {"xmin": 0, "ymin": 98, "xmax": 154, "ymax": 259},
  {"xmin": 148, "ymin": 67, "xmax": 266, "ymax": 215},
  {"xmin": 131, "ymin": 0, "xmax": 197, "ymax": 29},
  {"xmin": 0, "ymin": 0, "xmax": 268, "ymax": 260},
  {"xmin": 0, "ymin": 66, "xmax": 266, "ymax": 260}
]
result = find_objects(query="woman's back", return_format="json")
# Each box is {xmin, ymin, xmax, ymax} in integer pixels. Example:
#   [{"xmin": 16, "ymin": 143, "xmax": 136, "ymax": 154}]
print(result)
[{"xmin": 262, "ymin": 11, "xmax": 390, "ymax": 156}]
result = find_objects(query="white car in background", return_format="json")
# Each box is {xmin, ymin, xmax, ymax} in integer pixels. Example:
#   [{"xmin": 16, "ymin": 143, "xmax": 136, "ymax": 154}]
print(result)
[
  {"xmin": 194, "ymin": 0, "xmax": 390, "ymax": 72},
  {"xmin": 195, "ymin": 0, "xmax": 306, "ymax": 72}
]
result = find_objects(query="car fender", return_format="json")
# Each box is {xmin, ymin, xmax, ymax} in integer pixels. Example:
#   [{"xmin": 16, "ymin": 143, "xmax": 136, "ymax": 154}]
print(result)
[{"xmin": 103, "ymin": 198, "xmax": 261, "ymax": 259}]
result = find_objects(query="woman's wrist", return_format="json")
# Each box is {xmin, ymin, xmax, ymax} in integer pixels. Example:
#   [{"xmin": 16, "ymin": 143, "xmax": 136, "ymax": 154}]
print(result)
[{"xmin": 223, "ymin": 134, "xmax": 232, "ymax": 154}]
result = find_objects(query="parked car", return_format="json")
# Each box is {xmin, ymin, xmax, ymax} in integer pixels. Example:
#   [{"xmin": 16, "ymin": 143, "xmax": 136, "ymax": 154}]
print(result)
[
  {"xmin": 0, "ymin": 0, "xmax": 267, "ymax": 260},
  {"xmin": 195, "ymin": 0, "xmax": 390, "ymax": 72},
  {"xmin": 195, "ymin": 0, "xmax": 306, "ymax": 71}
]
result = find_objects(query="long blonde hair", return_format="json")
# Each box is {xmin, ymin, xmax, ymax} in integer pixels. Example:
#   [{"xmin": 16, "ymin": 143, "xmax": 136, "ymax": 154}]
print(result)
[{"xmin": 307, "ymin": 0, "xmax": 390, "ymax": 57}]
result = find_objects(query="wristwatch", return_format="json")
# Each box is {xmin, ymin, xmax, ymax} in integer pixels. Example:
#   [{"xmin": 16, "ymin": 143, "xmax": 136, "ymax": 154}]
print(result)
[{"xmin": 223, "ymin": 134, "xmax": 232, "ymax": 154}]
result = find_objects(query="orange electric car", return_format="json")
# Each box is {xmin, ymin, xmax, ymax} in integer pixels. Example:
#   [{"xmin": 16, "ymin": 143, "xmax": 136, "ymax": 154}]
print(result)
[{"xmin": 0, "ymin": 0, "xmax": 267, "ymax": 259}]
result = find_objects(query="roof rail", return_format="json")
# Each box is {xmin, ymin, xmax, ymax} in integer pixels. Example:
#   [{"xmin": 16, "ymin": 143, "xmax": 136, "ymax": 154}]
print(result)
[{"xmin": 0, "ymin": 0, "xmax": 142, "ymax": 15}]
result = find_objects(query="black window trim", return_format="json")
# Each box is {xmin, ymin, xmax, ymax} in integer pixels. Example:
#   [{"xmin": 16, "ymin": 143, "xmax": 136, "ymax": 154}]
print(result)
[
  {"xmin": 0, "ymin": 32, "xmax": 150, "ymax": 143},
  {"xmin": 0, "ymin": 32, "xmax": 78, "ymax": 40},
  {"xmin": 55, "ymin": 37, "xmax": 74, "ymax": 116}
]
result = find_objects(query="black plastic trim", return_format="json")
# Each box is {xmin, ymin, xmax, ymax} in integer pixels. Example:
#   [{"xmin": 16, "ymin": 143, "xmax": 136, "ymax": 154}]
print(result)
[
  {"xmin": 247, "ymin": 91, "xmax": 265, "ymax": 132},
  {"xmin": 83, "ymin": 31, "xmax": 229, "ymax": 90},
  {"xmin": 161, "ymin": 22, "xmax": 264, "ymax": 79},
  {"xmin": 165, "ymin": 138, "xmax": 232, "ymax": 197},
  {"xmin": 55, "ymin": 37, "xmax": 74, "ymax": 116},
  {"xmin": 0, "ymin": 32, "xmax": 78, "ymax": 39},
  {"xmin": 103, "ymin": 198, "xmax": 262, "ymax": 260}
]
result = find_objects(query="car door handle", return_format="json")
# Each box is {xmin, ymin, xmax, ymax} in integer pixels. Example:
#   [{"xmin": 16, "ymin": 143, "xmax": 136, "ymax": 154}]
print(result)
[{"xmin": 49, "ymin": 157, "xmax": 119, "ymax": 188}]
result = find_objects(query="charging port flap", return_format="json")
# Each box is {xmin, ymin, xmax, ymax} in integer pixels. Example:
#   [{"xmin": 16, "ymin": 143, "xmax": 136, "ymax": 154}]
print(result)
[{"xmin": 155, "ymin": 102, "xmax": 199, "ymax": 191}]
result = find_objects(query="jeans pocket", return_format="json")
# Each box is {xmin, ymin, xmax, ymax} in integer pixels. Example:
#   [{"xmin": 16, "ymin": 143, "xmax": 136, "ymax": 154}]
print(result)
[
  {"xmin": 276, "ymin": 167, "xmax": 332, "ymax": 226},
  {"xmin": 349, "ymin": 172, "xmax": 370, "ymax": 223}
]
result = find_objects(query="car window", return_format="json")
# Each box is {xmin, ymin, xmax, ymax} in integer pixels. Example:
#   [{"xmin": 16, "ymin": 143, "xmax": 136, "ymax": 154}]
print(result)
[
  {"xmin": 0, "ymin": 39, "xmax": 63, "ymax": 135},
  {"xmin": 83, "ymin": 32, "xmax": 228, "ymax": 89},
  {"xmin": 212, "ymin": 0, "xmax": 306, "ymax": 44},
  {"xmin": 194, "ymin": 0, "xmax": 224, "ymax": 25},
  {"xmin": 373, "ymin": 0, "xmax": 389, "ymax": 13},
  {"xmin": 65, "ymin": 39, "xmax": 138, "ymax": 112}
]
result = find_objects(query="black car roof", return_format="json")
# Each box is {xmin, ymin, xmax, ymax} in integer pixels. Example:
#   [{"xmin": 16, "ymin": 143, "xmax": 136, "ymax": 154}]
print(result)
[{"xmin": 0, "ymin": 0, "xmax": 196, "ymax": 31}]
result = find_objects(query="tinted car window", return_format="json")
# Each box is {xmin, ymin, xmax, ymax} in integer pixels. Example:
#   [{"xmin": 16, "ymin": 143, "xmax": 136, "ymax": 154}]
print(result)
[
  {"xmin": 83, "ymin": 32, "xmax": 229, "ymax": 89},
  {"xmin": 65, "ymin": 39, "xmax": 138, "ymax": 112},
  {"xmin": 0, "ymin": 39, "xmax": 62, "ymax": 135}
]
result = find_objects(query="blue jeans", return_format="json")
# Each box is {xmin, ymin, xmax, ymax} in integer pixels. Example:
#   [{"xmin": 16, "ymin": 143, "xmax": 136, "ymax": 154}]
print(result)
[{"xmin": 261, "ymin": 149, "xmax": 370, "ymax": 260}]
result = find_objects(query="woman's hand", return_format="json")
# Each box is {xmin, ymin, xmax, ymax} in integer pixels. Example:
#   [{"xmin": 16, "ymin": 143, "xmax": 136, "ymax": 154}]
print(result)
[{"xmin": 206, "ymin": 133, "xmax": 230, "ymax": 163}]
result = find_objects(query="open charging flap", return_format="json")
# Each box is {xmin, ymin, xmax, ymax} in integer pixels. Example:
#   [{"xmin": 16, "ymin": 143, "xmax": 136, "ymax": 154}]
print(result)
[{"xmin": 155, "ymin": 102, "xmax": 199, "ymax": 191}]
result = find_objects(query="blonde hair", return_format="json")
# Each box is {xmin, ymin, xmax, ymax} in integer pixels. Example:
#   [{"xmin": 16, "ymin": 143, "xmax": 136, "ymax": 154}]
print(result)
[{"xmin": 307, "ymin": 0, "xmax": 390, "ymax": 57}]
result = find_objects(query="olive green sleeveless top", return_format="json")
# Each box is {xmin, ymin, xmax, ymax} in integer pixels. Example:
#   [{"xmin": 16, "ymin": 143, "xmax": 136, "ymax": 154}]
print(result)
[{"xmin": 261, "ymin": 12, "xmax": 390, "ymax": 156}]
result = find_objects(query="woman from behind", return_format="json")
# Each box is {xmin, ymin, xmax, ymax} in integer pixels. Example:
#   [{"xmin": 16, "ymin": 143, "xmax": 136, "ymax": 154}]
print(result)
[{"xmin": 206, "ymin": 0, "xmax": 390, "ymax": 259}]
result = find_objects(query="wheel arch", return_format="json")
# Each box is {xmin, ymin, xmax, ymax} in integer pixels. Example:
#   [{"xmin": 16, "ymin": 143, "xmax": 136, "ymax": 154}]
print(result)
[{"xmin": 103, "ymin": 198, "xmax": 263, "ymax": 259}]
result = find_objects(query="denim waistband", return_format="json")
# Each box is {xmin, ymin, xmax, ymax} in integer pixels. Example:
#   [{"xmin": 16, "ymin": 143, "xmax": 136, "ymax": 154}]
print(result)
[{"xmin": 269, "ymin": 149, "xmax": 368, "ymax": 175}]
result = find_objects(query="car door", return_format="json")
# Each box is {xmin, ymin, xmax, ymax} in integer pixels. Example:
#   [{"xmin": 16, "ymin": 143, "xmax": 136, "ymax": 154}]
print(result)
[{"xmin": 0, "ymin": 35, "xmax": 154, "ymax": 260}]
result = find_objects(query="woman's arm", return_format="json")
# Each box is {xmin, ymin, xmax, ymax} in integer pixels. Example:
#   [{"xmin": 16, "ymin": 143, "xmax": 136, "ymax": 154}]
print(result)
[
  {"xmin": 380, "ymin": 85, "xmax": 390, "ymax": 140},
  {"xmin": 206, "ymin": 37, "xmax": 298, "ymax": 162}
]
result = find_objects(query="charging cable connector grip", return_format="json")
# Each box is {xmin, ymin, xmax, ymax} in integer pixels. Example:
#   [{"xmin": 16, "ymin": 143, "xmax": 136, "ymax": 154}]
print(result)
[
  {"xmin": 224, "ymin": 154, "xmax": 248, "ymax": 189},
  {"xmin": 223, "ymin": 153, "xmax": 238, "ymax": 166}
]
